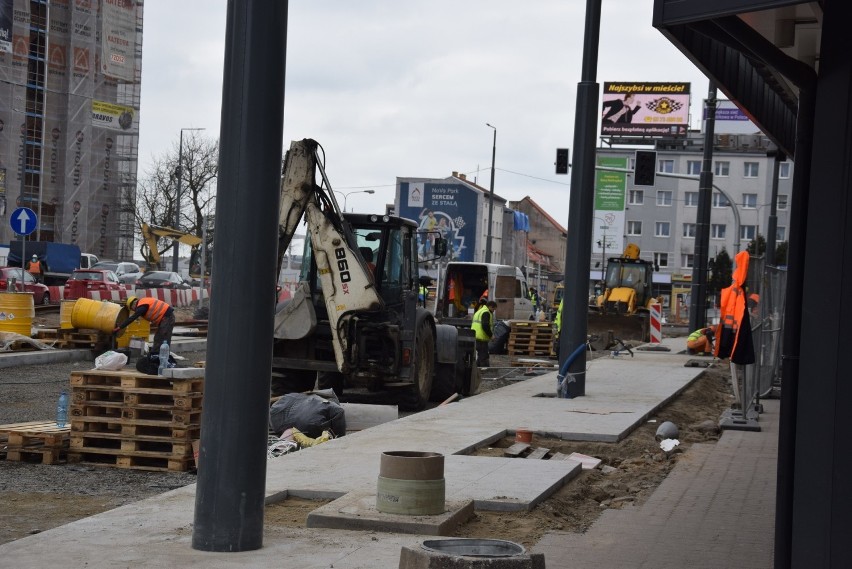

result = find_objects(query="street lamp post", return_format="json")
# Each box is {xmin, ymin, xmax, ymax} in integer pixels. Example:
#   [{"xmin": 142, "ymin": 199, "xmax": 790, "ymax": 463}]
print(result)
[
  {"xmin": 173, "ymin": 127, "xmax": 205, "ymax": 272},
  {"xmin": 333, "ymin": 189, "xmax": 375, "ymax": 212},
  {"xmin": 485, "ymin": 123, "xmax": 496, "ymax": 263}
]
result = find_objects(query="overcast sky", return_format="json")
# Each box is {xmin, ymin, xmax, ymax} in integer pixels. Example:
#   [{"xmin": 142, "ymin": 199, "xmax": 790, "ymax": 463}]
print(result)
[{"xmin": 138, "ymin": 0, "xmax": 711, "ymax": 225}]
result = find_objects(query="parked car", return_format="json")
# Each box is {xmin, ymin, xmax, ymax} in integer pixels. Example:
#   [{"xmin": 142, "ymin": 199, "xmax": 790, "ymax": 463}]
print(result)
[
  {"xmin": 92, "ymin": 261, "xmax": 143, "ymax": 284},
  {"xmin": 64, "ymin": 269, "xmax": 127, "ymax": 301},
  {"xmin": 137, "ymin": 271, "xmax": 192, "ymax": 289},
  {"xmin": 0, "ymin": 267, "xmax": 51, "ymax": 305}
]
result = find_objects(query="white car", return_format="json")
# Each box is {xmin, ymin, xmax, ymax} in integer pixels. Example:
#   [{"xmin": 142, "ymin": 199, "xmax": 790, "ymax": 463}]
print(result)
[{"xmin": 92, "ymin": 261, "xmax": 144, "ymax": 284}]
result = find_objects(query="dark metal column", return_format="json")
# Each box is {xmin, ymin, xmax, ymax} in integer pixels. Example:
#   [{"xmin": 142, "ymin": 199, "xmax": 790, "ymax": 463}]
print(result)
[
  {"xmin": 688, "ymin": 82, "xmax": 716, "ymax": 332},
  {"xmin": 558, "ymin": 0, "xmax": 601, "ymax": 397},
  {"xmin": 193, "ymin": 0, "xmax": 288, "ymax": 552},
  {"xmin": 765, "ymin": 149, "xmax": 783, "ymax": 264}
]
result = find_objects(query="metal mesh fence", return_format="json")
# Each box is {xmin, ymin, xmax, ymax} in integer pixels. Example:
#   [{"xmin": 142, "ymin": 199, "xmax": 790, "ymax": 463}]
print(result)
[{"xmin": 743, "ymin": 262, "xmax": 786, "ymax": 404}]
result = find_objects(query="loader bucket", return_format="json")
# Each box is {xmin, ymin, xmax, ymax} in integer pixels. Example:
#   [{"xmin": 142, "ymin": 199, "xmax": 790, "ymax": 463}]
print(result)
[{"xmin": 587, "ymin": 311, "xmax": 649, "ymax": 344}]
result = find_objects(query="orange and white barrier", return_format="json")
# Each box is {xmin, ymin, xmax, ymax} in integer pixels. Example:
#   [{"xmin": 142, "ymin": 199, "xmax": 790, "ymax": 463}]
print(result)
[
  {"xmin": 649, "ymin": 302, "xmax": 662, "ymax": 344},
  {"xmin": 48, "ymin": 285, "xmax": 211, "ymax": 308}
]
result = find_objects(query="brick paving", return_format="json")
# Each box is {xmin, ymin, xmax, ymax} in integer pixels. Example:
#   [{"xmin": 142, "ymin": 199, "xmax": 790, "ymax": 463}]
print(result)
[{"xmin": 533, "ymin": 399, "xmax": 779, "ymax": 568}]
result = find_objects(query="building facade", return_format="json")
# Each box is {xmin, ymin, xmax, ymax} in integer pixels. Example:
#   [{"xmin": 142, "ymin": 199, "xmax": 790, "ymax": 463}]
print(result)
[
  {"xmin": 595, "ymin": 131, "xmax": 793, "ymax": 318},
  {"xmin": 395, "ymin": 172, "xmax": 507, "ymax": 271},
  {"xmin": 0, "ymin": 0, "xmax": 142, "ymax": 259}
]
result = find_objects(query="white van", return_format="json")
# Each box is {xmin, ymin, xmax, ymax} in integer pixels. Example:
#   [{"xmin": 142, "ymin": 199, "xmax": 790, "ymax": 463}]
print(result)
[
  {"xmin": 438, "ymin": 262, "xmax": 534, "ymax": 321},
  {"xmin": 80, "ymin": 253, "xmax": 99, "ymax": 269}
]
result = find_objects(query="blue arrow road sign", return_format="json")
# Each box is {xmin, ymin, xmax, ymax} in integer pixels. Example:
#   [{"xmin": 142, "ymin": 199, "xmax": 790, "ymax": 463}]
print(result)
[{"xmin": 10, "ymin": 207, "xmax": 38, "ymax": 236}]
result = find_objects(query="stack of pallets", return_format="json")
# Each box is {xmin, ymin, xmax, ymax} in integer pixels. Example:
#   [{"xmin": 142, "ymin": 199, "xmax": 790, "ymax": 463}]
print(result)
[
  {"xmin": 0, "ymin": 421, "xmax": 70, "ymax": 464},
  {"xmin": 507, "ymin": 320, "xmax": 556, "ymax": 366},
  {"xmin": 67, "ymin": 370, "xmax": 203, "ymax": 472}
]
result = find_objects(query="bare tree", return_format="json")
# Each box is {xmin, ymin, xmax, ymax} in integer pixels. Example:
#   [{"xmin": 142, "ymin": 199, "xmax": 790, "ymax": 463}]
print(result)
[{"xmin": 133, "ymin": 132, "xmax": 218, "ymax": 264}]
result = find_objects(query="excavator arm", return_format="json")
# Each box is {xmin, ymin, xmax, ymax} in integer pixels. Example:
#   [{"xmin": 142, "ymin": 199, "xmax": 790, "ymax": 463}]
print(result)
[
  {"xmin": 140, "ymin": 222, "xmax": 203, "ymax": 270},
  {"xmin": 275, "ymin": 139, "xmax": 383, "ymax": 372}
]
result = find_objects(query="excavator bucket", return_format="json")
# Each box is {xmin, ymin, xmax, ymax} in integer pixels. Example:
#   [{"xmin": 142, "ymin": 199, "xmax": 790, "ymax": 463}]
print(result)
[
  {"xmin": 273, "ymin": 282, "xmax": 317, "ymax": 340},
  {"xmin": 587, "ymin": 311, "xmax": 649, "ymax": 344}
]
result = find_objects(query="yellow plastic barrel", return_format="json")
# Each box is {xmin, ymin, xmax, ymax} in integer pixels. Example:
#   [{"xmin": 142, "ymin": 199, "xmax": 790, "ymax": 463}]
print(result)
[
  {"xmin": 0, "ymin": 292, "xmax": 35, "ymax": 336},
  {"xmin": 70, "ymin": 298, "xmax": 130, "ymax": 335},
  {"xmin": 59, "ymin": 300, "xmax": 77, "ymax": 330},
  {"xmin": 116, "ymin": 317, "xmax": 151, "ymax": 348}
]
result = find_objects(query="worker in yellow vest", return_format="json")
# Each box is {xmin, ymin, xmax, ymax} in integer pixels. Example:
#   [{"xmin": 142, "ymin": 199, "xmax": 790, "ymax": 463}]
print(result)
[{"xmin": 471, "ymin": 300, "xmax": 497, "ymax": 367}]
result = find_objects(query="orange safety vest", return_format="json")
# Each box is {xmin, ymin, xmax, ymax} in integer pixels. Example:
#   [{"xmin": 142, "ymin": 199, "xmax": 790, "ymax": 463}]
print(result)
[
  {"xmin": 714, "ymin": 250, "xmax": 755, "ymax": 364},
  {"xmin": 137, "ymin": 297, "xmax": 171, "ymax": 325},
  {"xmin": 28, "ymin": 260, "xmax": 42, "ymax": 273}
]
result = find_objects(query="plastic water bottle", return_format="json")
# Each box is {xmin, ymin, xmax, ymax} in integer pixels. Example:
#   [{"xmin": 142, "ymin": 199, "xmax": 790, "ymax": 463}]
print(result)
[
  {"xmin": 56, "ymin": 389, "xmax": 69, "ymax": 428},
  {"xmin": 158, "ymin": 341, "xmax": 170, "ymax": 376}
]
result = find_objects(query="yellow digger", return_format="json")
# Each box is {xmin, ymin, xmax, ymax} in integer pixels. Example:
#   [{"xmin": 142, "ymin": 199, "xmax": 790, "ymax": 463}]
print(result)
[{"xmin": 588, "ymin": 243, "xmax": 659, "ymax": 342}]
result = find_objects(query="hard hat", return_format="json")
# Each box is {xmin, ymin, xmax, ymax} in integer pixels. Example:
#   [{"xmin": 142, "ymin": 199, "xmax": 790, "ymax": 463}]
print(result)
[
  {"xmin": 32, "ymin": 254, "xmax": 38, "ymax": 260},
  {"xmin": 126, "ymin": 296, "xmax": 138, "ymax": 309}
]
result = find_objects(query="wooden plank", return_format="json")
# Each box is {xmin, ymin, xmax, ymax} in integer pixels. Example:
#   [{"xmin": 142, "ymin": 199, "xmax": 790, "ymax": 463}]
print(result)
[
  {"xmin": 503, "ymin": 442, "xmax": 530, "ymax": 457},
  {"xmin": 526, "ymin": 447, "xmax": 551, "ymax": 460}
]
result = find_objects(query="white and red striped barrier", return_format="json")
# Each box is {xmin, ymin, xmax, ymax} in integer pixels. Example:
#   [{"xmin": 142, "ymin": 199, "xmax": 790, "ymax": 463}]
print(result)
[{"xmin": 649, "ymin": 302, "xmax": 662, "ymax": 344}]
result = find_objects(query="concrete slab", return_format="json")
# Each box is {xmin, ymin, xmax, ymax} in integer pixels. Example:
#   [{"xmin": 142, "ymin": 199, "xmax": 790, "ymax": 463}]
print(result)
[
  {"xmin": 0, "ymin": 341, "xmax": 709, "ymax": 568},
  {"xmin": 306, "ymin": 493, "xmax": 475, "ymax": 535}
]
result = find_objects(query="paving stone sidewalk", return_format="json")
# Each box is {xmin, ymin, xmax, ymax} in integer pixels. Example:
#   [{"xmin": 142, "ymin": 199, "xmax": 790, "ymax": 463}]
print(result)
[{"xmin": 534, "ymin": 399, "xmax": 779, "ymax": 569}]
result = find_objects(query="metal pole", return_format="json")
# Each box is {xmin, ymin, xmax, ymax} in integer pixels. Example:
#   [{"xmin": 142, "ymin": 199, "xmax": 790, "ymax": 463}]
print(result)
[
  {"xmin": 559, "ymin": 0, "xmax": 601, "ymax": 398},
  {"xmin": 485, "ymin": 124, "xmax": 496, "ymax": 263},
  {"xmin": 192, "ymin": 0, "xmax": 288, "ymax": 552},
  {"xmin": 689, "ymin": 82, "xmax": 717, "ymax": 332},
  {"xmin": 766, "ymin": 149, "xmax": 783, "ymax": 264},
  {"xmin": 197, "ymin": 215, "xmax": 208, "ymax": 310},
  {"xmin": 172, "ymin": 130, "xmax": 184, "ymax": 272}
]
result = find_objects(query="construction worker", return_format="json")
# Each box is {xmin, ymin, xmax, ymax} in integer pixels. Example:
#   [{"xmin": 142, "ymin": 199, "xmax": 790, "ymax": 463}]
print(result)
[
  {"xmin": 553, "ymin": 299, "xmax": 564, "ymax": 358},
  {"xmin": 26, "ymin": 254, "xmax": 44, "ymax": 283},
  {"xmin": 686, "ymin": 327, "xmax": 714, "ymax": 355},
  {"xmin": 113, "ymin": 296, "xmax": 175, "ymax": 355},
  {"xmin": 418, "ymin": 283, "xmax": 429, "ymax": 307},
  {"xmin": 471, "ymin": 300, "xmax": 497, "ymax": 367}
]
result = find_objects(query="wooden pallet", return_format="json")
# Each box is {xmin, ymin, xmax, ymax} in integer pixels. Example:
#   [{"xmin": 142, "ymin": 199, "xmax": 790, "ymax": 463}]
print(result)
[
  {"xmin": 0, "ymin": 421, "xmax": 70, "ymax": 464},
  {"xmin": 503, "ymin": 442, "xmax": 552, "ymax": 460},
  {"xmin": 71, "ymin": 432, "xmax": 193, "ymax": 458},
  {"xmin": 507, "ymin": 321, "xmax": 555, "ymax": 357},
  {"xmin": 67, "ymin": 449, "xmax": 194, "ymax": 472},
  {"xmin": 34, "ymin": 328, "xmax": 110, "ymax": 349}
]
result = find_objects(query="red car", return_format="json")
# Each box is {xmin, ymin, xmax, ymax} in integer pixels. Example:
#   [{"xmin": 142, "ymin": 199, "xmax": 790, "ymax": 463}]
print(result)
[
  {"xmin": 0, "ymin": 267, "xmax": 52, "ymax": 305},
  {"xmin": 63, "ymin": 269, "xmax": 127, "ymax": 301}
]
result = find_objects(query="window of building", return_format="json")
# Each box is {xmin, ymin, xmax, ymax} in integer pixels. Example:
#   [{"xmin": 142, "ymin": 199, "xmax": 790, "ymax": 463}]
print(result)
[
  {"xmin": 686, "ymin": 160, "xmax": 701, "ymax": 176},
  {"xmin": 682, "ymin": 254, "xmax": 694, "ymax": 269},
  {"xmin": 656, "ymin": 190, "xmax": 673, "ymax": 206},
  {"xmin": 778, "ymin": 194, "xmax": 788, "ymax": 210},
  {"xmin": 712, "ymin": 193, "xmax": 730, "ymax": 208},
  {"xmin": 714, "ymin": 161, "xmax": 730, "ymax": 176},
  {"xmin": 683, "ymin": 223, "xmax": 696, "ymax": 238},
  {"xmin": 744, "ymin": 162, "xmax": 759, "ymax": 178},
  {"xmin": 627, "ymin": 221, "xmax": 642, "ymax": 236},
  {"xmin": 658, "ymin": 159, "xmax": 674, "ymax": 173},
  {"xmin": 653, "ymin": 252, "xmax": 669, "ymax": 268},
  {"xmin": 628, "ymin": 189, "xmax": 644, "ymax": 205},
  {"xmin": 655, "ymin": 221, "xmax": 671, "ymax": 237},
  {"xmin": 684, "ymin": 191, "xmax": 698, "ymax": 207},
  {"xmin": 779, "ymin": 162, "xmax": 791, "ymax": 179},
  {"xmin": 742, "ymin": 193, "xmax": 757, "ymax": 208},
  {"xmin": 711, "ymin": 224, "xmax": 727, "ymax": 239},
  {"xmin": 777, "ymin": 226, "xmax": 787, "ymax": 241},
  {"xmin": 741, "ymin": 225, "xmax": 756, "ymax": 240}
]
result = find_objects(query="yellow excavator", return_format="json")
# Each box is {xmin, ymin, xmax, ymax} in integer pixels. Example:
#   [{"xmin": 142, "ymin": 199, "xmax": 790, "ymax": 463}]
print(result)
[
  {"xmin": 588, "ymin": 243, "xmax": 659, "ymax": 342},
  {"xmin": 140, "ymin": 222, "xmax": 207, "ymax": 276}
]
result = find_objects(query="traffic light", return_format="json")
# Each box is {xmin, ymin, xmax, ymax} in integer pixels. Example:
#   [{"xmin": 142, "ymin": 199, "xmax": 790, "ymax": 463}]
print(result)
[
  {"xmin": 555, "ymin": 148, "xmax": 569, "ymax": 175},
  {"xmin": 634, "ymin": 150, "xmax": 657, "ymax": 187}
]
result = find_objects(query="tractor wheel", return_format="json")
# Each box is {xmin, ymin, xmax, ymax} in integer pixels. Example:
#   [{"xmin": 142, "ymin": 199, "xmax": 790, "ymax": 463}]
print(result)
[{"xmin": 399, "ymin": 320, "xmax": 435, "ymax": 411}]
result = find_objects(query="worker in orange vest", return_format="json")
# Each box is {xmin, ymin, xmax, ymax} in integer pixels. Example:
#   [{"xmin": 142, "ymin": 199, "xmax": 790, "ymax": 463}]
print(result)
[
  {"xmin": 26, "ymin": 255, "xmax": 44, "ymax": 283},
  {"xmin": 714, "ymin": 250, "xmax": 755, "ymax": 405}
]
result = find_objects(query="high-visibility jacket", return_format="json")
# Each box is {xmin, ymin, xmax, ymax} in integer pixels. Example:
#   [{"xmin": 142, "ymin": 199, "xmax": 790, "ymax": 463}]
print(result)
[
  {"xmin": 554, "ymin": 299, "xmax": 563, "ymax": 335},
  {"xmin": 137, "ymin": 297, "xmax": 171, "ymax": 325},
  {"xmin": 27, "ymin": 260, "xmax": 42, "ymax": 274},
  {"xmin": 471, "ymin": 304, "xmax": 492, "ymax": 341},
  {"xmin": 419, "ymin": 285, "xmax": 428, "ymax": 299},
  {"xmin": 714, "ymin": 250, "xmax": 755, "ymax": 364}
]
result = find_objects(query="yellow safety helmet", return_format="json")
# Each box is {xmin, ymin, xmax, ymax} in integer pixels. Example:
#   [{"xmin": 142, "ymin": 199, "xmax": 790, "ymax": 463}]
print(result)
[{"xmin": 126, "ymin": 296, "xmax": 138, "ymax": 309}]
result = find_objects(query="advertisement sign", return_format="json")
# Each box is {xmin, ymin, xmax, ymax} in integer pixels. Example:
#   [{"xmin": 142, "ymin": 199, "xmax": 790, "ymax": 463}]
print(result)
[
  {"xmin": 397, "ymin": 181, "xmax": 478, "ymax": 263},
  {"xmin": 0, "ymin": 0, "xmax": 12, "ymax": 54},
  {"xmin": 100, "ymin": 0, "xmax": 136, "ymax": 81},
  {"xmin": 91, "ymin": 99, "xmax": 134, "ymax": 131},
  {"xmin": 593, "ymin": 156, "xmax": 628, "ymax": 257},
  {"xmin": 706, "ymin": 99, "xmax": 758, "ymax": 135},
  {"xmin": 601, "ymin": 82, "xmax": 690, "ymax": 137}
]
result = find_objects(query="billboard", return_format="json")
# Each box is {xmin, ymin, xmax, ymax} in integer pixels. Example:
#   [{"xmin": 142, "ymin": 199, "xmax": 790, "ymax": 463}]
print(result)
[
  {"xmin": 601, "ymin": 82, "xmax": 690, "ymax": 137},
  {"xmin": 0, "ymin": 0, "xmax": 12, "ymax": 54},
  {"xmin": 397, "ymin": 180, "xmax": 479, "ymax": 263},
  {"xmin": 593, "ymin": 156, "xmax": 627, "ymax": 258}
]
